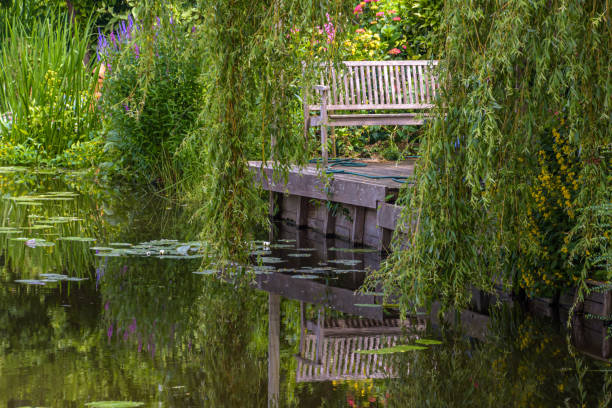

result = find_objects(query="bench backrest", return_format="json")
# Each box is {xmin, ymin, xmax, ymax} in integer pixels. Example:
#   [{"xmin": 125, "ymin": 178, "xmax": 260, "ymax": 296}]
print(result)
[{"xmin": 311, "ymin": 60, "xmax": 439, "ymax": 111}]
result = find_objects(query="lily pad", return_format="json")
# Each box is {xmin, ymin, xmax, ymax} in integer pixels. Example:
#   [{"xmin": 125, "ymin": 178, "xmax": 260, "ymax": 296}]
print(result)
[
  {"xmin": 356, "ymin": 345, "xmax": 428, "ymax": 355},
  {"xmin": 58, "ymin": 236, "xmax": 96, "ymax": 242},
  {"xmin": 329, "ymin": 247, "xmax": 377, "ymax": 253},
  {"xmin": 14, "ymin": 279, "xmax": 47, "ymax": 285},
  {"xmin": 328, "ymin": 259, "xmax": 362, "ymax": 266},
  {"xmin": 193, "ymin": 269, "xmax": 218, "ymax": 275},
  {"xmin": 269, "ymin": 243, "xmax": 294, "ymax": 249},
  {"xmin": 260, "ymin": 257, "xmax": 285, "ymax": 264},
  {"xmin": 109, "ymin": 242, "xmax": 132, "ymax": 247},
  {"xmin": 287, "ymin": 253, "xmax": 311, "ymax": 258},
  {"xmin": 250, "ymin": 250, "xmax": 272, "ymax": 256},
  {"xmin": 0, "ymin": 166, "xmax": 27, "ymax": 173},
  {"xmin": 0, "ymin": 227, "xmax": 22, "ymax": 234},
  {"xmin": 415, "ymin": 338, "xmax": 443, "ymax": 346}
]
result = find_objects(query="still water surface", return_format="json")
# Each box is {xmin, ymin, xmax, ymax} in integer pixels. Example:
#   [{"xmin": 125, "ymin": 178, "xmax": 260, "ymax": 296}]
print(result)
[{"xmin": 0, "ymin": 168, "xmax": 608, "ymax": 407}]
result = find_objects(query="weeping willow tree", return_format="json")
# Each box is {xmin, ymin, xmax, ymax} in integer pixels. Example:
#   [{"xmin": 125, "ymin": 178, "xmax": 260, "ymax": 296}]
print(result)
[
  {"xmin": 180, "ymin": 0, "xmax": 352, "ymax": 265},
  {"xmin": 371, "ymin": 0, "xmax": 611, "ymax": 311}
]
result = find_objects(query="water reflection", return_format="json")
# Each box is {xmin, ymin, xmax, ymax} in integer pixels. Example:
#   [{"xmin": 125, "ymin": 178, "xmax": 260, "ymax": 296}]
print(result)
[{"xmin": 0, "ymin": 168, "xmax": 609, "ymax": 407}]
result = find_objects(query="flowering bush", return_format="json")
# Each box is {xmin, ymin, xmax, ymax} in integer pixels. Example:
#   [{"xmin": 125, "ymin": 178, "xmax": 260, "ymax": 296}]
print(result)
[
  {"xmin": 98, "ymin": 8, "xmax": 203, "ymax": 180},
  {"xmin": 346, "ymin": 0, "xmax": 442, "ymax": 60},
  {"xmin": 518, "ymin": 114, "xmax": 610, "ymax": 294}
]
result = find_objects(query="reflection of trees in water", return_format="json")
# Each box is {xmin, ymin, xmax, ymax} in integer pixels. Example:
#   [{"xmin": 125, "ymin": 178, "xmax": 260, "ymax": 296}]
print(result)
[
  {"xmin": 0, "ymin": 169, "xmax": 201, "ymax": 279},
  {"xmin": 384, "ymin": 306, "xmax": 610, "ymax": 408}
]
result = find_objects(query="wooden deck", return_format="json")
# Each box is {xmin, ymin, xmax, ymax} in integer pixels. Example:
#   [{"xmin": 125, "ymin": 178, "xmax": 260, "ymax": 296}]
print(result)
[{"xmin": 249, "ymin": 159, "xmax": 413, "ymax": 249}]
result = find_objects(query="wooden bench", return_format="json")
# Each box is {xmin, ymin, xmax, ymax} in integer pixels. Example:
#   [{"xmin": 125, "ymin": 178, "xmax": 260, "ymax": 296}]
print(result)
[{"xmin": 304, "ymin": 60, "xmax": 439, "ymax": 162}]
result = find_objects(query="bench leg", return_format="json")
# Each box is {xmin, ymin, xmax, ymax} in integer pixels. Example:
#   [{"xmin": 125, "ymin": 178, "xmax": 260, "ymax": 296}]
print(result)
[{"xmin": 321, "ymin": 125, "xmax": 328, "ymax": 166}]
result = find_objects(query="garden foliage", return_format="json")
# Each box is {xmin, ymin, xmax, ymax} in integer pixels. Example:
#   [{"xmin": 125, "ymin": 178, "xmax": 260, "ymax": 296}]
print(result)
[
  {"xmin": 371, "ymin": 0, "xmax": 611, "ymax": 311},
  {"xmin": 98, "ymin": 5, "xmax": 203, "ymax": 181},
  {"xmin": 0, "ymin": 10, "xmax": 100, "ymax": 159}
]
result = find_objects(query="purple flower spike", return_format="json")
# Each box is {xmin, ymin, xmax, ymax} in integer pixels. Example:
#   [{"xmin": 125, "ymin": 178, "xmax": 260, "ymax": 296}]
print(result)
[
  {"xmin": 104, "ymin": 301, "xmax": 110, "ymax": 311},
  {"xmin": 134, "ymin": 44, "xmax": 140, "ymax": 59},
  {"xmin": 192, "ymin": 26, "xmax": 196, "ymax": 33},
  {"xmin": 107, "ymin": 324, "xmax": 114, "ymax": 342},
  {"xmin": 129, "ymin": 318, "xmax": 137, "ymax": 334}
]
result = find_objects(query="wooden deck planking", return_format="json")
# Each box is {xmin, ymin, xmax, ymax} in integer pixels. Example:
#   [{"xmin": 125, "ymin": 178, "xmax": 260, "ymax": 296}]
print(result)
[{"xmin": 249, "ymin": 159, "xmax": 415, "ymax": 209}]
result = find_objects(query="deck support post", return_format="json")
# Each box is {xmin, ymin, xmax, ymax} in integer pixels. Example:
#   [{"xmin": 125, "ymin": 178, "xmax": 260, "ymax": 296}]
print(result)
[
  {"xmin": 296, "ymin": 196, "xmax": 309, "ymax": 228},
  {"xmin": 268, "ymin": 293, "xmax": 281, "ymax": 408},
  {"xmin": 323, "ymin": 204, "xmax": 336, "ymax": 236},
  {"xmin": 351, "ymin": 206, "xmax": 365, "ymax": 244},
  {"xmin": 378, "ymin": 227, "xmax": 392, "ymax": 252},
  {"xmin": 268, "ymin": 192, "xmax": 281, "ymax": 219},
  {"xmin": 602, "ymin": 290, "xmax": 611, "ymax": 358}
]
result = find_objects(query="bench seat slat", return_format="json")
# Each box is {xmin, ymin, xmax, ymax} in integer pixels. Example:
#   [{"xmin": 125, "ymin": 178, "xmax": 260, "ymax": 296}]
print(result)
[
  {"xmin": 327, "ymin": 113, "xmax": 428, "ymax": 127},
  {"xmin": 308, "ymin": 103, "xmax": 434, "ymax": 110}
]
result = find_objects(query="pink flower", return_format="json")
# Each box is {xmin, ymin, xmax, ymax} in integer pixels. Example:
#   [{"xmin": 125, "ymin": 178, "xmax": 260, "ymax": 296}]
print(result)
[
  {"xmin": 388, "ymin": 9, "xmax": 397, "ymax": 14},
  {"xmin": 388, "ymin": 48, "xmax": 401, "ymax": 55},
  {"xmin": 393, "ymin": 16, "xmax": 401, "ymax": 21},
  {"xmin": 402, "ymin": 44, "xmax": 407, "ymax": 49},
  {"xmin": 356, "ymin": 28, "xmax": 366, "ymax": 33},
  {"xmin": 376, "ymin": 11, "xmax": 384, "ymax": 17},
  {"xmin": 353, "ymin": 4, "xmax": 363, "ymax": 14}
]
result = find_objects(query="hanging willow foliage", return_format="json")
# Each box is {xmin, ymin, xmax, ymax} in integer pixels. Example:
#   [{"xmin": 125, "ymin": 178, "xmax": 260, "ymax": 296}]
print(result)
[
  {"xmin": 370, "ymin": 0, "xmax": 611, "ymax": 311},
  {"xmin": 180, "ymin": 0, "xmax": 352, "ymax": 266}
]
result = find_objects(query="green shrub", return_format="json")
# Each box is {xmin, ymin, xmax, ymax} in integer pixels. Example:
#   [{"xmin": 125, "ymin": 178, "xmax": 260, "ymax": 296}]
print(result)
[
  {"xmin": 348, "ymin": 0, "xmax": 442, "ymax": 59},
  {"xmin": 98, "ymin": 7, "xmax": 203, "ymax": 181},
  {"xmin": 0, "ymin": 9, "xmax": 99, "ymax": 158}
]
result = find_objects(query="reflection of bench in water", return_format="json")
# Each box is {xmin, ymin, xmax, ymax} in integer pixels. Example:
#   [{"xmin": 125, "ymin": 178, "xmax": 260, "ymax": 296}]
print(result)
[{"xmin": 296, "ymin": 314, "xmax": 425, "ymax": 382}]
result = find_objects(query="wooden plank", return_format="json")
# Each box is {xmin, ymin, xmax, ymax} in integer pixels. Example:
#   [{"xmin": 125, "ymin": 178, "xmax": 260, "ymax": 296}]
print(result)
[
  {"xmin": 309, "ymin": 103, "xmax": 434, "ymax": 111},
  {"xmin": 371, "ymin": 66, "xmax": 379, "ymax": 105},
  {"xmin": 269, "ymin": 191, "xmax": 281, "ymax": 219},
  {"xmin": 418, "ymin": 65, "xmax": 426, "ymax": 104},
  {"xmin": 400, "ymin": 65, "xmax": 408, "ymax": 103},
  {"xmin": 378, "ymin": 227, "xmax": 392, "ymax": 252},
  {"xmin": 348, "ymin": 66, "xmax": 355, "ymax": 105},
  {"xmin": 331, "ymin": 65, "xmax": 339, "ymax": 105},
  {"xmin": 353, "ymin": 66, "xmax": 361, "ymax": 104},
  {"xmin": 376, "ymin": 202, "xmax": 403, "ymax": 231},
  {"xmin": 405, "ymin": 66, "xmax": 413, "ymax": 104},
  {"xmin": 365, "ymin": 65, "xmax": 373, "ymax": 105},
  {"xmin": 412, "ymin": 64, "xmax": 420, "ymax": 104},
  {"xmin": 343, "ymin": 68, "xmax": 350, "ymax": 105},
  {"xmin": 383, "ymin": 65, "xmax": 390, "ymax": 105},
  {"xmin": 328, "ymin": 116, "xmax": 425, "ymax": 127},
  {"xmin": 296, "ymin": 196, "xmax": 309, "ymax": 228},
  {"xmin": 323, "ymin": 205, "xmax": 336, "ymax": 236},
  {"xmin": 343, "ymin": 60, "xmax": 439, "ymax": 66},
  {"xmin": 377, "ymin": 65, "xmax": 385, "ymax": 105},
  {"xmin": 351, "ymin": 206, "xmax": 365, "ymax": 244},
  {"xmin": 389, "ymin": 65, "xmax": 396, "ymax": 104},
  {"xmin": 394, "ymin": 65, "xmax": 402, "ymax": 104},
  {"xmin": 602, "ymin": 289, "xmax": 611, "ymax": 358}
]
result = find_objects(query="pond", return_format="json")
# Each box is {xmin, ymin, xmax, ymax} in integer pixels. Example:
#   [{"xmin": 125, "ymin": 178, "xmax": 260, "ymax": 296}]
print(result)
[{"xmin": 0, "ymin": 168, "xmax": 609, "ymax": 407}]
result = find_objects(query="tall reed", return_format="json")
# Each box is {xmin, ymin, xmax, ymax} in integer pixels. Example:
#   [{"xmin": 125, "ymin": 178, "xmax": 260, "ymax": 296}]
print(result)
[{"xmin": 0, "ymin": 9, "xmax": 99, "ymax": 157}]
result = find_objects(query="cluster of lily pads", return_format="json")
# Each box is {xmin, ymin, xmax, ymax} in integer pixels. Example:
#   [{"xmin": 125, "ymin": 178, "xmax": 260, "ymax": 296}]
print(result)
[
  {"xmin": 15, "ymin": 273, "xmax": 87, "ymax": 286},
  {"xmin": 92, "ymin": 239, "xmax": 205, "ymax": 259},
  {"xmin": 356, "ymin": 338, "xmax": 443, "ymax": 355}
]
